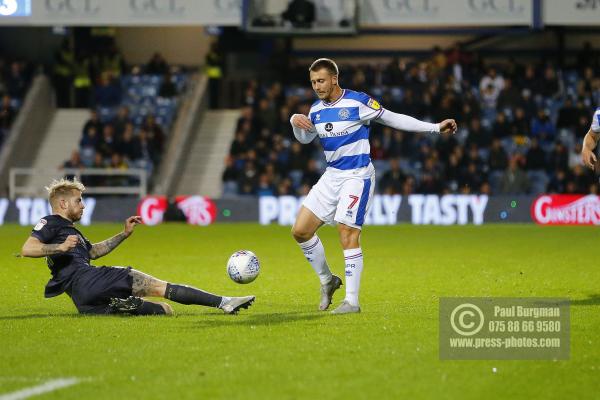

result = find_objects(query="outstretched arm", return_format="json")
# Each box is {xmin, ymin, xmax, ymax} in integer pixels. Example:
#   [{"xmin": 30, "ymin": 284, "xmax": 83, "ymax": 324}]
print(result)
[
  {"xmin": 581, "ymin": 128, "xmax": 600, "ymax": 170},
  {"xmin": 290, "ymin": 114, "xmax": 318, "ymax": 144},
  {"xmin": 21, "ymin": 235, "xmax": 78, "ymax": 258},
  {"xmin": 89, "ymin": 216, "xmax": 142, "ymax": 260},
  {"xmin": 376, "ymin": 109, "xmax": 457, "ymax": 135}
]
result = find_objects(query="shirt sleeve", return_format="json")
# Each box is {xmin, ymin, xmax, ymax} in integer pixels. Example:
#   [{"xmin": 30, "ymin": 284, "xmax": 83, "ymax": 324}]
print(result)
[
  {"xmin": 375, "ymin": 109, "xmax": 440, "ymax": 134},
  {"xmin": 30, "ymin": 218, "xmax": 55, "ymax": 243},
  {"xmin": 592, "ymin": 108, "xmax": 600, "ymax": 133},
  {"xmin": 290, "ymin": 115, "xmax": 318, "ymax": 144},
  {"xmin": 357, "ymin": 92, "xmax": 385, "ymax": 122}
]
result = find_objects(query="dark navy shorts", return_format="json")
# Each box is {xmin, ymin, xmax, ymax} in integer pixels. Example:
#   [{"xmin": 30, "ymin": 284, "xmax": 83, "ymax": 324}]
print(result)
[{"xmin": 68, "ymin": 266, "xmax": 134, "ymax": 314}]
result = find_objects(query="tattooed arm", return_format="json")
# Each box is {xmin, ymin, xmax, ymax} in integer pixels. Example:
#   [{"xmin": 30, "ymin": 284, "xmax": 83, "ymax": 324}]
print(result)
[
  {"xmin": 89, "ymin": 216, "xmax": 142, "ymax": 260},
  {"xmin": 89, "ymin": 232, "xmax": 129, "ymax": 259},
  {"xmin": 21, "ymin": 235, "xmax": 78, "ymax": 258}
]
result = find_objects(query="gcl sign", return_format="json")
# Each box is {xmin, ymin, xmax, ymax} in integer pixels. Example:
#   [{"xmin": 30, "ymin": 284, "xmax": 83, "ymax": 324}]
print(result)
[
  {"xmin": 383, "ymin": 0, "xmax": 439, "ymax": 12},
  {"xmin": 467, "ymin": 0, "xmax": 525, "ymax": 13},
  {"xmin": 45, "ymin": 0, "xmax": 100, "ymax": 14},
  {"xmin": 129, "ymin": 0, "xmax": 184, "ymax": 14}
]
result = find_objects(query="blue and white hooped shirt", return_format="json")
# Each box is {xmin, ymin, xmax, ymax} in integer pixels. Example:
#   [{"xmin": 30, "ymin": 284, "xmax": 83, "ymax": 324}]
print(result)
[
  {"xmin": 592, "ymin": 107, "xmax": 600, "ymax": 133},
  {"xmin": 309, "ymin": 89, "xmax": 383, "ymax": 173}
]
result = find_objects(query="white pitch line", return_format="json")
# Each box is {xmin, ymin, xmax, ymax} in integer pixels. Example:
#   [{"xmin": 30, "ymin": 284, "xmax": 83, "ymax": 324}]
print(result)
[{"xmin": 0, "ymin": 378, "xmax": 81, "ymax": 400}]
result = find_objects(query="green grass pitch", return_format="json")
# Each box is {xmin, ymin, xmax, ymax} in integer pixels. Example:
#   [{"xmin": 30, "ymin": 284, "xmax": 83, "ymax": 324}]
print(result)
[{"xmin": 1, "ymin": 223, "xmax": 598, "ymax": 399}]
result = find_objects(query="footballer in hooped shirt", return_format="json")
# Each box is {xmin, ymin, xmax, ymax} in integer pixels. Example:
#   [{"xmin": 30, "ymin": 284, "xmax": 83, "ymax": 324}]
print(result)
[
  {"xmin": 581, "ymin": 107, "xmax": 600, "ymax": 170},
  {"xmin": 290, "ymin": 58, "xmax": 457, "ymax": 314}
]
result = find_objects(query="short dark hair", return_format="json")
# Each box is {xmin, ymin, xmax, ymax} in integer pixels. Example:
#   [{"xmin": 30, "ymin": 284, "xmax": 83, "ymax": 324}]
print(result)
[{"xmin": 309, "ymin": 58, "xmax": 339, "ymax": 76}]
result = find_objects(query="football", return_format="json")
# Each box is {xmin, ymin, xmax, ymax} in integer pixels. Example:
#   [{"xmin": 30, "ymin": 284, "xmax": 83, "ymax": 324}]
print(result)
[{"xmin": 227, "ymin": 250, "xmax": 260, "ymax": 284}]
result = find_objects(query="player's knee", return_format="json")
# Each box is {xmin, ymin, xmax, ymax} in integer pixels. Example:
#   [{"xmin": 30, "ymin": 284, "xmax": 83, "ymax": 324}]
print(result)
[
  {"xmin": 338, "ymin": 227, "xmax": 360, "ymax": 249},
  {"xmin": 291, "ymin": 225, "xmax": 312, "ymax": 243}
]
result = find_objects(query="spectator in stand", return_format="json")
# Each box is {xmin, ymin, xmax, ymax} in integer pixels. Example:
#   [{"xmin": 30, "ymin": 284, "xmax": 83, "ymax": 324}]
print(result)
[
  {"xmin": 99, "ymin": 45, "xmax": 125, "ymax": 81},
  {"xmin": 87, "ymin": 152, "xmax": 107, "ymax": 187},
  {"xmin": 379, "ymin": 158, "xmax": 405, "ymax": 194},
  {"xmin": 525, "ymin": 138, "xmax": 548, "ymax": 193},
  {"xmin": 488, "ymin": 138, "xmax": 508, "ymax": 174},
  {"xmin": 497, "ymin": 78, "xmax": 522, "ymax": 112},
  {"xmin": 519, "ymin": 64, "xmax": 539, "ymax": 97},
  {"xmin": 113, "ymin": 108, "xmax": 131, "ymax": 139},
  {"xmin": 53, "ymin": 40, "xmax": 74, "ymax": 107},
  {"xmin": 256, "ymin": 98, "xmax": 278, "ymax": 133},
  {"xmin": 73, "ymin": 53, "xmax": 92, "ymax": 108},
  {"xmin": 230, "ymin": 130, "xmax": 250, "ymax": 159},
  {"xmin": 500, "ymin": 155, "xmax": 530, "ymax": 194},
  {"xmin": 547, "ymin": 141, "xmax": 569, "ymax": 173},
  {"xmin": 62, "ymin": 151, "xmax": 84, "ymax": 180},
  {"xmin": 531, "ymin": 109, "xmax": 556, "ymax": 145},
  {"xmin": 236, "ymin": 105, "xmax": 259, "ymax": 135},
  {"xmin": 204, "ymin": 42, "xmax": 223, "ymax": 109},
  {"xmin": 94, "ymin": 74, "xmax": 122, "ymax": 107},
  {"xmin": 492, "ymin": 111, "xmax": 511, "ymax": 141},
  {"xmin": 547, "ymin": 169, "xmax": 569, "ymax": 193},
  {"xmin": 97, "ymin": 124, "xmax": 117, "ymax": 159},
  {"xmin": 137, "ymin": 128, "xmax": 155, "ymax": 173},
  {"xmin": 479, "ymin": 68, "xmax": 504, "ymax": 104},
  {"xmin": 256, "ymin": 173, "xmax": 276, "ymax": 197},
  {"xmin": 301, "ymin": 159, "xmax": 321, "ymax": 188},
  {"xmin": 575, "ymin": 114, "xmax": 591, "ymax": 139},
  {"xmin": 571, "ymin": 164, "xmax": 595, "ymax": 193},
  {"xmin": 116, "ymin": 123, "xmax": 141, "ymax": 163},
  {"xmin": 465, "ymin": 118, "xmax": 491, "ymax": 149},
  {"xmin": 142, "ymin": 115, "xmax": 165, "ymax": 162},
  {"xmin": 0, "ymin": 94, "xmax": 16, "ymax": 131},
  {"xmin": 6, "ymin": 62, "xmax": 28, "ymax": 99},
  {"xmin": 83, "ymin": 110, "xmax": 103, "ymax": 136},
  {"xmin": 159, "ymin": 72, "xmax": 178, "ymax": 97},
  {"xmin": 539, "ymin": 65, "xmax": 563, "ymax": 100},
  {"xmin": 238, "ymin": 161, "xmax": 258, "ymax": 195},
  {"xmin": 146, "ymin": 53, "xmax": 169, "ymax": 75},
  {"xmin": 107, "ymin": 153, "xmax": 129, "ymax": 187},
  {"xmin": 79, "ymin": 125, "xmax": 99, "ymax": 167},
  {"xmin": 417, "ymin": 158, "xmax": 443, "ymax": 194},
  {"xmin": 509, "ymin": 107, "xmax": 531, "ymax": 152},
  {"xmin": 222, "ymin": 156, "xmax": 239, "ymax": 196},
  {"xmin": 287, "ymin": 141, "xmax": 309, "ymax": 187},
  {"xmin": 459, "ymin": 161, "xmax": 486, "ymax": 193},
  {"xmin": 556, "ymin": 98, "xmax": 579, "ymax": 132}
]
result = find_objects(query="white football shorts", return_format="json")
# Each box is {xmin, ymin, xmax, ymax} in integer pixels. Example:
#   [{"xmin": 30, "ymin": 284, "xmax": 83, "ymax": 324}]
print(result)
[{"xmin": 302, "ymin": 166, "xmax": 376, "ymax": 230}]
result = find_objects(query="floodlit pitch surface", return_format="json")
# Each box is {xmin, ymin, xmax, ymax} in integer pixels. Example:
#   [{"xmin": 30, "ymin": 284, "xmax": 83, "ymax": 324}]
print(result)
[{"xmin": 1, "ymin": 223, "xmax": 598, "ymax": 399}]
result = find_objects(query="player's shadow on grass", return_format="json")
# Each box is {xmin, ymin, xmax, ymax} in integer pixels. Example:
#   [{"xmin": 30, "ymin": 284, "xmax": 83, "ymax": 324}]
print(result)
[
  {"xmin": 0, "ymin": 313, "xmax": 82, "ymax": 320},
  {"xmin": 186, "ymin": 311, "xmax": 326, "ymax": 328}
]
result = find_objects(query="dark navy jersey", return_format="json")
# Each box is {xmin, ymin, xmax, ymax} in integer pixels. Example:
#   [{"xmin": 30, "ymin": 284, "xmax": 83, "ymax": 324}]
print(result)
[{"xmin": 30, "ymin": 214, "xmax": 93, "ymax": 298}]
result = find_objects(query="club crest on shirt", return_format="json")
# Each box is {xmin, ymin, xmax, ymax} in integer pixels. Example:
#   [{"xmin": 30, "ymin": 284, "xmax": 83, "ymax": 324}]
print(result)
[
  {"xmin": 34, "ymin": 219, "xmax": 47, "ymax": 231},
  {"xmin": 338, "ymin": 108, "xmax": 350, "ymax": 120},
  {"xmin": 367, "ymin": 98, "xmax": 381, "ymax": 110}
]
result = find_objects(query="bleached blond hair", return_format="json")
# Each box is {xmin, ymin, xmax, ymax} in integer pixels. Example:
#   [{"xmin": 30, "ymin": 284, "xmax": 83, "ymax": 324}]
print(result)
[{"xmin": 46, "ymin": 178, "xmax": 85, "ymax": 206}]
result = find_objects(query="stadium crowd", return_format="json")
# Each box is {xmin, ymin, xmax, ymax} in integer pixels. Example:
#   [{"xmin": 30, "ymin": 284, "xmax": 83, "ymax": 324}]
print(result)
[
  {"xmin": 0, "ymin": 55, "xmax": 34, "ymax": 150},
  {"xmin": 61, "ymin": 52, "xmax": 186, "ymax": 186},
  {"xmin": 223, "ymin": 44, "xmax": 600, "ymax": 197}
]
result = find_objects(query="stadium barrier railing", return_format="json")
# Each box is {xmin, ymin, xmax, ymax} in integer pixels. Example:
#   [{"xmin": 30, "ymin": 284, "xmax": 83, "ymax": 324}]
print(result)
[{"xmin": 8, "ymin": 168, "xmax": 147, "ymax": 199}]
